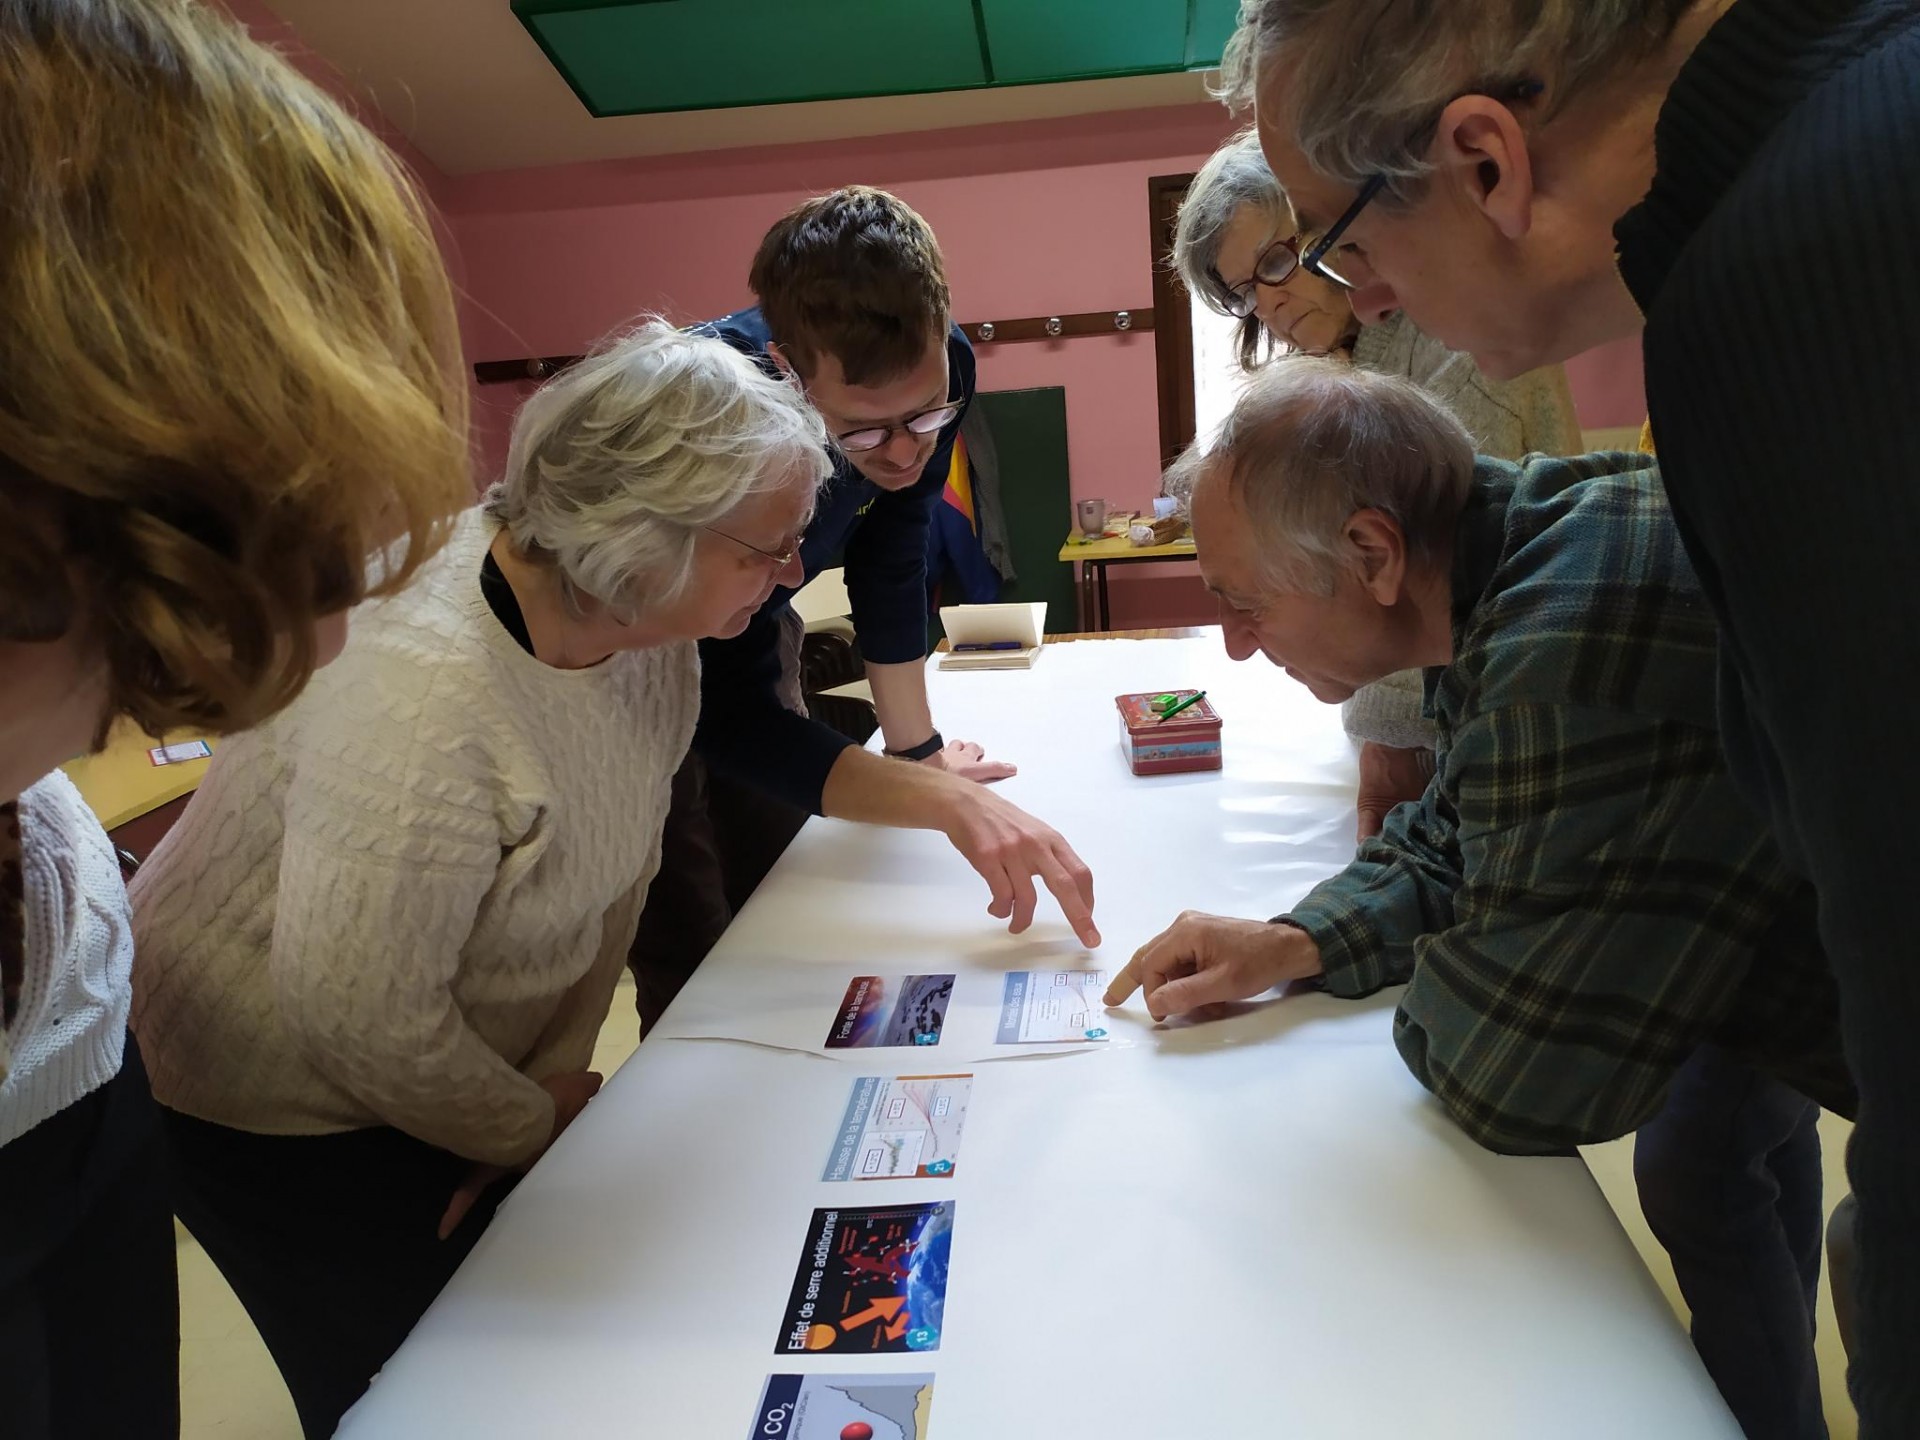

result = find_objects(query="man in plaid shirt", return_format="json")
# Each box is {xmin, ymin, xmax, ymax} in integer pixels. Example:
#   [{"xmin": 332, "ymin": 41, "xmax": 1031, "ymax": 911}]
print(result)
[{"xmin": 1105, "ymin": 359, "xmax": 1851, "ymax": 1155}]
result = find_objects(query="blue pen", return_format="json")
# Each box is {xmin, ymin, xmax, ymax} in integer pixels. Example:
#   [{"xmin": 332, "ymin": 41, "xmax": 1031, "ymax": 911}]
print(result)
[{"xmin": 952, "ymin": 641, "xmax": 1024, "ymax": 652}]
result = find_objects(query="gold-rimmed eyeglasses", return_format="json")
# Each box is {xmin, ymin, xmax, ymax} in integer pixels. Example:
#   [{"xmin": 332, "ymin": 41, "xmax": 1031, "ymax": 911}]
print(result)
[{"xmin": 705, "ymin": 525, "xmax": 800, "ymax": 569}]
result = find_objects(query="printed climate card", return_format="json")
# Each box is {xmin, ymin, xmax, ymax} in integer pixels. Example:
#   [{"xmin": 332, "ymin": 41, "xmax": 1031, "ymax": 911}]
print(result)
[
  {"xmin": 824, "ymin": 975, "xmax": 954, "ymax": 1050},
  {"xmin": 995, "ymin": 970, "xmax": 1111, "ymax": 1044},
  {"xmin": 746, "ymin": 1373, "xmax": 934, "ymax": 1440},
  {"xmin": 777, "ymin": 1202, "xmax": 954, "ymax": 1355},
  {"xmin": 822, "ymin": 1075, "xmax": 972, "ymax": 1182}
]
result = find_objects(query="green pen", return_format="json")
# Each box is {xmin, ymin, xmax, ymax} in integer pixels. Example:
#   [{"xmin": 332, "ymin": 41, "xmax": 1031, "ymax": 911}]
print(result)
[{"xmin": 1154, "ymin": 690, "xmax": 1207, "ymax": 724}]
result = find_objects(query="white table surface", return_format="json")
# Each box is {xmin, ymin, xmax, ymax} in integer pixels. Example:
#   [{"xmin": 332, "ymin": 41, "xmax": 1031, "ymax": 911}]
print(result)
[{"xmin": 340, "ymin": 634, "xmax": 1739, "ymax": 1439}]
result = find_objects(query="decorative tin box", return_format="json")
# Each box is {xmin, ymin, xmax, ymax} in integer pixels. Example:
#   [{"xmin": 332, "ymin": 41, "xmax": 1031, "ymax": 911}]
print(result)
[{"xmin": 1115, "ymin": 690, "xmax": 1223, "ymax": 776}]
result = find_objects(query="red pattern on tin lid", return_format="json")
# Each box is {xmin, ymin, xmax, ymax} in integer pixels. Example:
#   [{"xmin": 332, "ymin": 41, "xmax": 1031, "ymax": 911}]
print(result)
[{"xmin": 1115, "ymin": 690, "xmax": 1222, "ymax": 736}]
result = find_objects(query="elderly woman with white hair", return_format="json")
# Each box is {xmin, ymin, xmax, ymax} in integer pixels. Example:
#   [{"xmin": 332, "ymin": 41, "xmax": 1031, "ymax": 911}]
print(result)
[
  {"xmin": 129, "ymin": 320, "xmax": 831, "ymax": 1437},
  {"xmin": 1172, "ymin": 128, "xmax": 1583, "ymax": 837}
]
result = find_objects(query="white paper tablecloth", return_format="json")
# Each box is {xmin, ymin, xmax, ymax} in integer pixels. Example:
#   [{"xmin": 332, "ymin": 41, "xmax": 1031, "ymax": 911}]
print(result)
[{"xmin": 340, "ymin": 634, "xmax": 1739, "ymax": 1439}]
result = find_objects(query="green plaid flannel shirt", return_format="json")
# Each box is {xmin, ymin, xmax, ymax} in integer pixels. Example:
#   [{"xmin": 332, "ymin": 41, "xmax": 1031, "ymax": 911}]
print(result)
[{"xmin": 1288, "ymin": 454, "xmax": 1852, "ymax": 1155}]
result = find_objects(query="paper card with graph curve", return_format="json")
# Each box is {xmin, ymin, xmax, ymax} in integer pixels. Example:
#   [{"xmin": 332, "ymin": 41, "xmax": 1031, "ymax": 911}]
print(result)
[
  {"xmin": 822, "ymin": 1075, "xmax": 972, "ymax": 1182},
  {"xmin": 995, "ymin": 970, "xmax": 1111, "ymax": 1044},
  {"xmin": 746, "ymin": 1373, "xmax": 934, "ymax": 1440}
]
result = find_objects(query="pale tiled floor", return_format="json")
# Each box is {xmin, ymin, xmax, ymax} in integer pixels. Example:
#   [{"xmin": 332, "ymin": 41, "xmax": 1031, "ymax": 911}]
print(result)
[
  {"xmin": 177, "ymin": 971, "xmax": 1858, "ymax": 1437},
  {"xmin": 177, "ymin": 1216, "xmax": 300, "ymax": 1438},
  {"xmin": 1582, "ymin": 1113, "xmax": 1859, "ymax": 1440}
]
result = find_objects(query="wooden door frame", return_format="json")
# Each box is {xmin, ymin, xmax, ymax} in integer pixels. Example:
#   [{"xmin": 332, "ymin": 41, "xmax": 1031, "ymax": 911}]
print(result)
[{"xmin": 1148, "ymin": 171, "xmax": 1197, "ymax": 470}]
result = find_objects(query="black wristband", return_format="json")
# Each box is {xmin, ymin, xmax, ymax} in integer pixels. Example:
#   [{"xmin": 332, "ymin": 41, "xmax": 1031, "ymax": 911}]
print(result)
[{"xmin": 886, "ymin": 730, "xmax": 945, "ymax": 762}]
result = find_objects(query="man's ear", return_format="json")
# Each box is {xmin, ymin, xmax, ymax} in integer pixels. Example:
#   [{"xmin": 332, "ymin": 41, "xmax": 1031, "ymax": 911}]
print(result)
[
  {"xmin": 1431, "ymin": 95, "xmax": 1536, "ymax": 241},
  {"xmin": 766, "ymin": 341, "xmax": 795, "ymax": 378},
  {"xmin": 1347, "ymin": 509, "xmax": 1409, "ymax": 604}
]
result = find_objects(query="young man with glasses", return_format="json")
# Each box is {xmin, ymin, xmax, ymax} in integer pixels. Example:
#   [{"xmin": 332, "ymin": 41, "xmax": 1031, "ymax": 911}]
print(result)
[{"xmin": 629, "ymin": 187, "xmax": 1099, "ymax": 1030}]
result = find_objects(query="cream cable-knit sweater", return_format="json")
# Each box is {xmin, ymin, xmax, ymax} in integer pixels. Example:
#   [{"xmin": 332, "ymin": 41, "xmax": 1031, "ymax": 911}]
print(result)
[
  {"xmin": 130, "ymin": 510, "xmax": 698, "ymax": 1167},
  {"xmin": 1342, "ymin": 312, "xmax": 1585, "ymax": 750},
  {"xmin": 0, "ymin": 770, "xmax": 132, "ymax": 1148}
]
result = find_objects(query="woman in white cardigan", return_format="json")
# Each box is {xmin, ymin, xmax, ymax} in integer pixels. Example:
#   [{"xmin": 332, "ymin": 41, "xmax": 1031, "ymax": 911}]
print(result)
[
  {"xmin": 2, "ymin": 4, "xmax": 474, "ymax": 1435},
  {"xmin": 1173, "ymin": 129, "xmax": 1586, "ymax": 838},
  {"xmin": 131, "ymin": 321, "xmax": 833, "ymax": 1438}
]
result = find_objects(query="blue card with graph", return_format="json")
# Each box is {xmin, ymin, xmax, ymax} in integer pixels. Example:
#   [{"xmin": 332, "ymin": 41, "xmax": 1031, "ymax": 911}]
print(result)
[{"xmin": 995, "ymin": 970, "xmax": 1110, "ymax": 1043}]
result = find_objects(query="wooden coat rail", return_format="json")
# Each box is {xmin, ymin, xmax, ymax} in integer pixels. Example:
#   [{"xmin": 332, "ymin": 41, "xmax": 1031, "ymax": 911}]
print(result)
[
  {"xmin": 471, "ymin": 306, "xmax": 1154, "ymax": 385},
  {"xmin": 473, "ymin": 354, "xmax": 585, "ymax": 384},
  {"xmin": 961, "ymin": 307, "xmax": 1155, "ymax": 346}
]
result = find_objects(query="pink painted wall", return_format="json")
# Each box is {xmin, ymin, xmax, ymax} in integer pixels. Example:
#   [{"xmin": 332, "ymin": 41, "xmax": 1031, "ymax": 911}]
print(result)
[
  {"xmin": 439, "ymin": 107, "xmax": 1242, "ymax": 628},
  {"xmin": 432, "ymin": 110, "xmax": 1647, "ymax": 626},
  {"xmin": 216, "ymin": 1, "xmax": 1647, "ymax": 628},
  {"xmin": 443, "ymin": 107, "xmax": 1237, "ymax": 507}
]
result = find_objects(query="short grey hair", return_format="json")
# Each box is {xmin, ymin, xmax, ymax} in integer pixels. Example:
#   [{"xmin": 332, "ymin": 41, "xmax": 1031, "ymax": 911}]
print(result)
[
  {"xmin": 1169, "ymin": 356, "xmax": 1474, "ymax": 595},
  {"xmin": 1219, "ymin": 0, "xmax": 1693, "ymax": 198},
  {"xmin": 487, "ymin": 320, "xmax": 831, "ymax": 616},
  {"xmin": 1171, "ymin": 129, "xmax": 1291, "ymax": 371}
]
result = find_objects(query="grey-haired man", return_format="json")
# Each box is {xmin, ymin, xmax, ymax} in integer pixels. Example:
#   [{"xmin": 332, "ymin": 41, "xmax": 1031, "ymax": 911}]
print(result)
[{"xmin": 1227, "ymin": 3, "xmax": 1919, "ymax": 1435}]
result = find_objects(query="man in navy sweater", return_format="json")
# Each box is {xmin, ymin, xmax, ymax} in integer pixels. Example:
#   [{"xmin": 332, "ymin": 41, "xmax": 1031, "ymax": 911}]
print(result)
[
  {"xmin": 631, "ymin": 188, "xmax": 1098, "ymax": 1027},
  {"xmin": 1227, "ymin": 2, "xmax": 1920, "ymax": 1435}
]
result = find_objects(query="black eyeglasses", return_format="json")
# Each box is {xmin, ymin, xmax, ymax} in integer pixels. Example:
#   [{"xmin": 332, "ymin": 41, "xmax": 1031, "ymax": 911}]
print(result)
[
  {"xmin": 785, "ymin": 354, "xmax": 966, "ymax": 456},
  {"xmin": 1219, "ymin": 233, "xmax": 1305, "ymax": 318},
  {"xmin": 1297, "ymin": 78, "xmax": 1546, "ymax": 291},
  {"xmin": 1296, "ymin": 174, "xmax": 1389, "ymax": 291},
  {"xmin": 830, "ymin": 399, "xmax": 963, "ymax": 455},
  {"xmin": 705, "ymin": 525, "xmax": 800, "ymax": 569}
]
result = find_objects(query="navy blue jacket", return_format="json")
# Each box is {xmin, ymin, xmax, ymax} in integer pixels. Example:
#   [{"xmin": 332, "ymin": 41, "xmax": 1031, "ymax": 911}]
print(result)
[
  {"xmin": 1616, "ymin": 1, "xmax": 1920, "ymax": 1428},
  {"xmin": 688, "ymin": 307, "xmax": 976, "ymax": 812}
]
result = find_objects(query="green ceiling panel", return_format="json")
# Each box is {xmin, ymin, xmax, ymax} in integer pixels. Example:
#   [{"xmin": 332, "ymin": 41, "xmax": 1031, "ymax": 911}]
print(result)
[
  {"xmin": 977, "ymin": 0, "xmax": 1185, "ymax": 84},
  {"xmin": 513, "ymin": 1, "xmax": 989, "ymax": 117},
  {"xmin": 514, "ymin": 0, "xmax": 1233, "ymax": 119},
  {"xmin": 1189, "ymin": 0, "xmax": 1242, "ymax": 68}
]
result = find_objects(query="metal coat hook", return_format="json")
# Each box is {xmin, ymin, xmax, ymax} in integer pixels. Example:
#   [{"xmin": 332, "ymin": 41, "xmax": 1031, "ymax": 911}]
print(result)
[{"xmin": 954, "ymin": 307, "xmax": 1156, "ymax": 349}]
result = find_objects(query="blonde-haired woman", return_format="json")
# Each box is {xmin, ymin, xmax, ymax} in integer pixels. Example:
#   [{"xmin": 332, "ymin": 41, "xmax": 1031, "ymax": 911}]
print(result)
[
  {"xmin": 1174, "ymin": 129, "xmax": 1583, "ymax": 837},
  {"xmin": 132, "ymin": 321, "xmax": 832, "ymax": 1436},
  {"xmin": 0, "ymin": 1, "xmax": 469, "ymax": 1434}
]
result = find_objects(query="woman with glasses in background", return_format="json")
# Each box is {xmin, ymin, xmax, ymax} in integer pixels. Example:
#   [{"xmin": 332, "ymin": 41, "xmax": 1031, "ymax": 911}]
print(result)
[
  {"xmin": 130, "ymin": 321, "xmax": 833, "ymax": 1438},
  {"xmin": 1174, "ymin": 129, "xmax": 1583, "ymax": 838}
]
